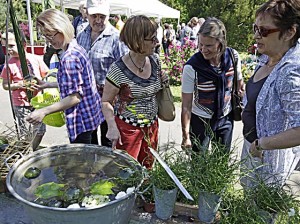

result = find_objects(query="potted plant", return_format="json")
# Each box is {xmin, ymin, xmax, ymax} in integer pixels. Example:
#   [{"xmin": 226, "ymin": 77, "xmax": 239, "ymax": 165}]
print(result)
[
  {"xmin": 184, "ymin": 139, "xmax": 242, "ymax": 223},
  {"xmin": 149, "ymin": 149, "xmax": 188, "ymax": 220},
  {"xmin": 138, "ymin": 179, "xmax": 155, "ymax": 213},
  {"xmin": 249, "ymin": 180, "xmax": 297, "ymax": 224}
]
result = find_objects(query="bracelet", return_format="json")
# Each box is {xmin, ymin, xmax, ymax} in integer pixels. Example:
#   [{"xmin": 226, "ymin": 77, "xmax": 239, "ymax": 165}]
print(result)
[{"xmin": 254, "ymin": 139, "xmax": 263, "ymax": 151}]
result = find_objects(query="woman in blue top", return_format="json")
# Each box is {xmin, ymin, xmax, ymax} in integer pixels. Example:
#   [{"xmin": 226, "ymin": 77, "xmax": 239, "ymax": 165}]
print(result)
[
  {"xmin": 241, "ymin": 0, "xmax": 300, "ymax": 188},
  {"xmin": 26, "ymin": 9, "xmax": 102, "ymax": 144}
]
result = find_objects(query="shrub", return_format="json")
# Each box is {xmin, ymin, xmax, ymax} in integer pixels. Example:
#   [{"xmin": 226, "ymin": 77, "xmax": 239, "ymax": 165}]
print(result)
[{"xmin": 162, "ymin": 40, "xmax": 196, "ymax": 86}]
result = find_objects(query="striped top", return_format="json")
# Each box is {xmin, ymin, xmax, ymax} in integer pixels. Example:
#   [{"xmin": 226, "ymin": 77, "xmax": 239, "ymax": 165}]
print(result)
[{"xmin": 106, "ymin": 55, "xmax": 162, "ymax": 126}]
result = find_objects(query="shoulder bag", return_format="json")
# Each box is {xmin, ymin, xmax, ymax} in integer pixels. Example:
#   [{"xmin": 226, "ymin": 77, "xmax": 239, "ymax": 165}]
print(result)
[
  {"xmin": 229, "ymin": 48, "xmax": 243, "ymax": 121},
  {"xmin": 156, "ymin": 57, "xmax": 176, "ymax": 121}
]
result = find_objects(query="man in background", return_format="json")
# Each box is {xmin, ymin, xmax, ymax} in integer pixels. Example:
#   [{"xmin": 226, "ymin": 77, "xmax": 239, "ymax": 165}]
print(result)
[
  {"xmin": 155, "ymin": 18, "xmax": 163, "ymax": 55},
  {"xmin": 77, "ymin": 0, "xmax": 128, "ymax": 146},
  {"xmin": 73, "ymin": 1, "xmax": 88, "ymax": 37}
]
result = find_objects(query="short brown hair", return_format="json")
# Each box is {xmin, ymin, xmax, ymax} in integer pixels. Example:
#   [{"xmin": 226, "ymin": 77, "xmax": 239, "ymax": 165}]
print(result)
[
  {"xmin": 256, "ymin": 0, "xmax": 300, "ymax": 45},
  {"xmin": 120, "ymin": 15, "xmax": 158, "ymax": 54}
]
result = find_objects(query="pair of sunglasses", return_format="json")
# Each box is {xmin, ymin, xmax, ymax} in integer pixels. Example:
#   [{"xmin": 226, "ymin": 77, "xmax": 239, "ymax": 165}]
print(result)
[{"xmin": 253, "ymin": 24, "xmax": 280, "ymax": 37}]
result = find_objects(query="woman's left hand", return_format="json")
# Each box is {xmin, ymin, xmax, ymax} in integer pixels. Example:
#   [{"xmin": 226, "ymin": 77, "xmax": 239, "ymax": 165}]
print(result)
[
  {"xmin": 161, "ymin": 70, "xmax": 169, "ymax": 85},
  {"xmin": 249, "ymin": 141, "xmax": 263, "ymax": 159},
  {"xmin": 26, "ymin": 109, "xmax": 46, "ymax": 125}
]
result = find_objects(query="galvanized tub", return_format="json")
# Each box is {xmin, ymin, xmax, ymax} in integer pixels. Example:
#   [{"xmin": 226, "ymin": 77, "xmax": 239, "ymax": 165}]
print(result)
[{"xmin": 6, "ymin": 144, "xmax": 143, "ymax": 224}]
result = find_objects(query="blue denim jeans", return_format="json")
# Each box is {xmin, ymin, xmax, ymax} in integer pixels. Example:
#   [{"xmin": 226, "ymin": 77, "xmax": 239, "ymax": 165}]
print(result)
[{"xmin": 190, "ymin": 113, "xmax": 234, "ymax": 152}]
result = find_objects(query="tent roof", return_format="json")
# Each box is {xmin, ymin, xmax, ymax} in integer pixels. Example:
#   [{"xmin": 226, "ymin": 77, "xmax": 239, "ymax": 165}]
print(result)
[{"xmin": 31, "ymin": 0, "xmax": 180, "ymax": 19}]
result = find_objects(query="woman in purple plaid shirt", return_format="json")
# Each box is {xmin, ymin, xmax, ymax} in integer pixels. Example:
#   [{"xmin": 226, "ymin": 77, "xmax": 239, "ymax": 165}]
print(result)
[{"xmin": 26, "ymin": 9, "xmax": 102, "ymax": 144}]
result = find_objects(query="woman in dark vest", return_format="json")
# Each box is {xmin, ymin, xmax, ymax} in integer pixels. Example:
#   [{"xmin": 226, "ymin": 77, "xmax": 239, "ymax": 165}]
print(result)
[{"xmin": 181, "ymin": 17, "xmax": 244, "ymax": 152}]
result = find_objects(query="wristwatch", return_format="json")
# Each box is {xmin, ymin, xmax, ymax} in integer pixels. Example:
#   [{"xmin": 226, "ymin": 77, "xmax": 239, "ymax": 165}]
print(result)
[{"xmin": 254, "ymin": 139, "xmax": 262, "ymax": 151}]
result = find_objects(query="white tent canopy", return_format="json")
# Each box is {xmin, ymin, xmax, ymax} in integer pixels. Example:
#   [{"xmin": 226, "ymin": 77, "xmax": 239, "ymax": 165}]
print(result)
[{"xmin": 31, "ymin": 0, "xmax": 180, "ymax": 18}]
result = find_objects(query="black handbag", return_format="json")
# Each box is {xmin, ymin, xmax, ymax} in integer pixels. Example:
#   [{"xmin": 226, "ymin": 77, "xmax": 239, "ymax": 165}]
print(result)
[{"xmin": 229, "ymin": 48, "xmax": 243, "ymax": 121}]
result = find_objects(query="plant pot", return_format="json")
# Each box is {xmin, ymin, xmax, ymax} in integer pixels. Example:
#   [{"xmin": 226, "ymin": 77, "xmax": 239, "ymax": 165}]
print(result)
[
  {"xmin": 153, "ymin": 186, "xmax": 178, "ymax": 220},
  {"xmin": 198, "ymin": 191, "xmax": 222, "ymax": 223},
  {"xmin": 143, "ymin": 200, "xmax": 155, "ymax": 213},
  {"xmin": 257, "ymin": 210, "xmax": 277, "ymax": 224}
]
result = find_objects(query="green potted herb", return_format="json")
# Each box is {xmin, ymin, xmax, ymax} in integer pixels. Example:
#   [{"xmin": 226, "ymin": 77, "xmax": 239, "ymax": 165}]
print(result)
[
  {"xmin": 184, "ymin": 140, "xmax": 242, "ymax": 223},
  {"xmin": 250, "ymin": 180, "xmax": 297, "ymax": 223},
  {"xmin": 149, "ymin": 149, "xmax": 188, "ymax": 220}
]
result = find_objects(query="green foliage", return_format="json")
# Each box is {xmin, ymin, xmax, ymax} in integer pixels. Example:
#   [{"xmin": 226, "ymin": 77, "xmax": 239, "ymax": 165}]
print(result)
[
  {"xmin": 90, "ymin": 180, "xmax": 115, "ymax": 196},
  {"xmin": 252, "ymin": 182, "xmax": 295, "ymax": 214},
  {"xmin": 240, "ymin": 51, "xmax": 258, "ymax": 83},
  {"xmin": 162, "ymin": 41, "xmax": 196, "ymax": 85},
  {"xmin": 162, "ymin": 0, "xmax": 266, "ymax": 52},
  {"xmin": 185, "ymin": 143, "xmax": 241, "ymax": 197},
  {"xmin": 34, "ymin": 182, "xmax": 65, "ymax": 199},
  {"xmin": 170, "ymin": 85, "xmax": 181, "ymax": 104},
  {"xmin": 150, "ymin": 149, "xmax": 187, "ymax": 191},
  {"xmin": 220, "ymin": 182, "xmax": 300, "ymax": 223}
]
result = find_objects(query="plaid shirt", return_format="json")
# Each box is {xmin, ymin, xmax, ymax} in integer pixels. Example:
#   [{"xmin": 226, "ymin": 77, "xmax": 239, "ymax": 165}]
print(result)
[
  {"xmin": 57, "ymin": 39, "xmax": 103, "ymax": 142},
  {"xmin": 76, "ymin": 22, "xmax": 129, "ymax": 85}
]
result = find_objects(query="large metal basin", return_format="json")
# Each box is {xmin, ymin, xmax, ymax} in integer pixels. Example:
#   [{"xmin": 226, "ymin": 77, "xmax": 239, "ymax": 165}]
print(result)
[{"xmin": 6, "ymin": 144, "xmax": 143, "ymax": 224}]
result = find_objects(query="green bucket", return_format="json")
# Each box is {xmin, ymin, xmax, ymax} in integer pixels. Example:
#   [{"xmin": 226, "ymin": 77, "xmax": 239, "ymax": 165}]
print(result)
[{"xmin": 31, "ymin": 92, "xmax": 65, "ymax": 127}]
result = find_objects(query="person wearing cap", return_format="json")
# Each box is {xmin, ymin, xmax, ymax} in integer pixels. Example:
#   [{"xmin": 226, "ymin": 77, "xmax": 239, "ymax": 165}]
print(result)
[
  {"xmin": 77, "ymin": 0, "xmax": 129, "ymax": 147},
  {"xmin": 73, "ymin": 0, "xmax": 88, "ymax": 37},
  {"xmin": 26, "ymin": 9, "xmax": 102, "ymax": 145},
  {"xmin": 0, "ymin": 30, "xmax": 48, "ymax": 150}
]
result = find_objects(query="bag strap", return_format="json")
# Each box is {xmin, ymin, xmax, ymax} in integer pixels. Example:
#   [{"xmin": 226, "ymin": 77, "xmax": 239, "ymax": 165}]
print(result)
[{"xmin": 229, "ymin": 48, "xmax": 238, "ymax": 94}]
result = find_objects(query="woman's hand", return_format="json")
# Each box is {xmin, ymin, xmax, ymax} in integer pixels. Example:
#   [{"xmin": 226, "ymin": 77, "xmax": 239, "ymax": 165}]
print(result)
[
  {"xmin": 161, "ymin": 70, "xmax": 169, "ymax": 84},
  {"xmin": 249, "ymin": 140, "xmax": 263, "ymax": 159},
  {"xmin": 106, "ymin": 124, "xmax": 122, "ymax": 150},
  {"xmin": 26, "ymin": 109, "xmax": 47, "ymax": 125},
  {"xmin": 181, "ymin": 137, "xmax": 192, "ymax": 150}
]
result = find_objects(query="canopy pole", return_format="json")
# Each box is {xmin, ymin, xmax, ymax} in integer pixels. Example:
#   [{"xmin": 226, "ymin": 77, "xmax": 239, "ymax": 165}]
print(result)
[{"xmin": 26, "ymin": 0, "xmax": 34, "ymax": 53}]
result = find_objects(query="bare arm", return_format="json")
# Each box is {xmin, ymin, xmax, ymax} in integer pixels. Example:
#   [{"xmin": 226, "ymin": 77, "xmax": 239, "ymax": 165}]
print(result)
[
  {"xmin": 181, "ymin": 92, "xmax": 193, "ymax": 148},
  {"xmin": 250, "ymin": 127, "xmax": 300, "ymax": 158},
  {"xmin": 26, "ymin": 93, "xmax": 81, "ymax": 125},
  {"xmin": 102, "ymin": 81, "xmax": 121, "ymax": 149},
  {"xmin": 2, "ymin": 78, "xmax": 24, "ymax": 91}
]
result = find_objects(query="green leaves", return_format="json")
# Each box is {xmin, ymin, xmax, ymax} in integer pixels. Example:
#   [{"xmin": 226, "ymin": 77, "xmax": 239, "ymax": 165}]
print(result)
[
  {"xmin": 90, "ymin": 180, "xmax": 115, "ymax": 196},
  {"xmin": 34, "ymin": 182, "xmax": 65, "ymax": 199}
]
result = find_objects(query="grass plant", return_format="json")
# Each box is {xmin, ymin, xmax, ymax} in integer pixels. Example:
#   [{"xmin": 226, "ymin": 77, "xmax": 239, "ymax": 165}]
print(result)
[{"xmin": 149, "ymin": 149, "xmax": 187, "ymax": 191}]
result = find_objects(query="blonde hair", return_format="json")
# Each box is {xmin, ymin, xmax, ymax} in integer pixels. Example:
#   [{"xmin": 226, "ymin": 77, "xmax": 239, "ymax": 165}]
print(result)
[
  {"xmin": 37, "ymin": 9, "xmax": 74, "ymax": 47},
  {"xmin": 120, "ymin": 15, "xmax": 158, "ymax": 54}
]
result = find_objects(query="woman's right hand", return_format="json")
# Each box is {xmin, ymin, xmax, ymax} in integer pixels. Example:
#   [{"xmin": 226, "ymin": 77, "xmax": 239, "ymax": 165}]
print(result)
[
  {"xmin": 181, "ymin": 137, "xmax": 192, "ymax": 150},
  {"xmin": 106, "ymin": 124, "xmax": 122, "ymax": 150}
]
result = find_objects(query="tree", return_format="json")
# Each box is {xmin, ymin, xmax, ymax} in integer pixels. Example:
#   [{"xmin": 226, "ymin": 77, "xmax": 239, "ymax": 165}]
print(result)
[{"xmin": 162, "ymin": 0, "xmax": 266, "ymax": 52}]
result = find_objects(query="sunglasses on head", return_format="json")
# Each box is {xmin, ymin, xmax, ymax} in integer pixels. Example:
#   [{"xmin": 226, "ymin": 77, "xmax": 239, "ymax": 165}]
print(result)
[{"xmin": 253, "ymin": 24, "xmax": 280, "ymax": 37}]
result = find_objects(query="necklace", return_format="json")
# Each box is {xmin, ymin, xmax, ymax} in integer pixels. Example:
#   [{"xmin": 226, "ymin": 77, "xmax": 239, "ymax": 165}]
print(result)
[{"xmin": 129, "ymin": 52, "xmax": 146, "ymax": 72}]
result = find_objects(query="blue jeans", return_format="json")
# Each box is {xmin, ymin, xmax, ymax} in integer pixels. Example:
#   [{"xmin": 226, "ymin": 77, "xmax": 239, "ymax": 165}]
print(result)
[{"xmin": 190, "ymin": 113, "xmax": 234, "ymax": 152}]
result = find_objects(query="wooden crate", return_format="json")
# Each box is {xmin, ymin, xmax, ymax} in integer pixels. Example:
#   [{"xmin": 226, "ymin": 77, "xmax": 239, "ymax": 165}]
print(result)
[{"xmin": 0, "ymin": 123, "xmax": 33, "ymax": 193}]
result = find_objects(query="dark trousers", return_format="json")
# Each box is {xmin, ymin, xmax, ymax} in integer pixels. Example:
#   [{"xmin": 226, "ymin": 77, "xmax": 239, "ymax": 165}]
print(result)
[
  {"xmin": 91, "ymin": 121, "xmax": 112, "ymax": 147},
  {"xmin": 71, "ymin": 131, "xmax": 93, "ymax": 144},
  {"xmin": 190, "ymin": 113, "xmax": 234, "ymax": 152},
  {"xmin": 162, "ymin": 41, "xmax": 170, "ymax": 56}
]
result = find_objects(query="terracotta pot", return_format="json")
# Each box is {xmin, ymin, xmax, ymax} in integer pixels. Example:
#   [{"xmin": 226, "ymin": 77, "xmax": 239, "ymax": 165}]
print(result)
[{"xmin": 143, "ymin": 201, "xmax": 155, "ymax": 213}]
